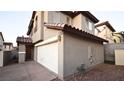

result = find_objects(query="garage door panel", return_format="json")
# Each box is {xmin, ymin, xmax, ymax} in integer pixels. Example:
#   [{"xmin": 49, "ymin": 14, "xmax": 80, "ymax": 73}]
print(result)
[{"xmin": 37, "ymin": 42, "xmax": 58, "ymax": 74}]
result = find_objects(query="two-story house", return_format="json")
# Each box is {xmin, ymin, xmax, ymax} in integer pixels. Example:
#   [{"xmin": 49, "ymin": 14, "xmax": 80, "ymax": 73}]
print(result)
[
  {"xmin": 0, "ymin": 32, "xmax": 4, "ymax": 67},
  {"xmin": 95, "ymin": 21, "xmax": 116, "ymax": 43},
  {"xmin": 17, "ymin": 11, "xmax": 107, "ymax": 79}
]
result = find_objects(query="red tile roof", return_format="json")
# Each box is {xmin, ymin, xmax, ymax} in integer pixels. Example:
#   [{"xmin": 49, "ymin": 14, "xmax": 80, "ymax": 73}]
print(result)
[
  {"xmin": 44, "ymin": 23, "xmax": 108, "ymax": 43},
  {"xmin": 95, "ymin": 21, "xmax": 115, "ymax": 32},
  {"xmin": 16, "ymin": 36, "xmax": 32, "ymax": 45},
  {"xmin": 0, "ymin": 32, "xmax": 4, "ymax": 41},
  {"xmin": 44, "ymin": 23, "xmax": 65, "ymax": 30}
]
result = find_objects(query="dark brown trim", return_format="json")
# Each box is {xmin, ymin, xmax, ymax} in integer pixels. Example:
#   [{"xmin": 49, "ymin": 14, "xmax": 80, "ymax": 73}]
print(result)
[
  {"xmin": 27, "ymin": 11, "xmax": 36, "ymax": 35},
  {"xmin": 33, "ymin": 39, "xmax": 43, "ymax": 45},
  {"xmin": 17, "ymin": 42, "xmax": 33, "ymax": 45},
  {"xmin": 60, "ymin": 11, "xmax": 75, "ymax": 18}
]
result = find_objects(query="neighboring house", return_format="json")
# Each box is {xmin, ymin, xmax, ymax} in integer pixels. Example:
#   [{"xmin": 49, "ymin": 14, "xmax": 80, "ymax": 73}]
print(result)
[
  {"xmin": 95, "ymin": 21, "xmax": 116, "ymax": 43},
  {"xmin": 112, "ymin": 31, "xmax": 124, "ymax": 43},
  {"xmin": 3, "ymin": 42, "xmax": 13, "ymax": 51},
  {"xmin": 17, "ymin": 11, "xmax": 107, "ymax": 79},
  {"xmin": 0, "ymin": 32, "xmax": 4, "ymax": 67}
]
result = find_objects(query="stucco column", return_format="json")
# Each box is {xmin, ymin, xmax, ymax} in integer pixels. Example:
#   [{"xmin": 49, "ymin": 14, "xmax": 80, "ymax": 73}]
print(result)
[
  {"xmin": 58, "ymin": 32, "xmax": 64, "ymax": 80},
  {"xmin": 18, "ymin": 44, "xmax": 26, "ymax": 63},
  {"xmin": 34, "ymin": 46, "xmax": 37, "ymax": 61},
  {"xmin": 0, "ymin": 51, "xmax": 3, "ymax": 67}
]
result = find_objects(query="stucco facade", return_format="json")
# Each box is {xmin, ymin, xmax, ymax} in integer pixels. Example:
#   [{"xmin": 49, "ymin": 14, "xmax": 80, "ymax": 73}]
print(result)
[
  {"xmin": 63, "ymin": 32, "xmax": 104, "ymax": 77},
  {"xmin": 115, "ymin": 50, "xmax": 124, "ymax": 65},
  {"xmin": 18, "ymin": 44, "xmax": 26, "ymax": 63},
  {"xmin": 29, "ymin": 11, "xmax": 44, "ymax": 43},
  {"xmin": 72, "ymin": 14, "xmax": 95, "ymax": 34}
]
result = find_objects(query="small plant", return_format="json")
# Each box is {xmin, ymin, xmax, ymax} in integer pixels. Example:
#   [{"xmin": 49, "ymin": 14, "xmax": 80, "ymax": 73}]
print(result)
[{"xmin": 77, "ymin": 64, "xmax": 86, "ymax": 73}]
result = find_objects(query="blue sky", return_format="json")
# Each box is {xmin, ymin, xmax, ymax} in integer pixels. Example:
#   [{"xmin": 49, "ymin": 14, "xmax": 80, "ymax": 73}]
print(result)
[
  {"xmin": 92, "ymin": 11, "xmax": 124, "ymax": 31},
  {"xmin": 0, "ymin": 11, "xmax": 124, "ymax": 46},
  {"xmin": 0, "ymin": 11, "xmax": 32, "ymax": 46}
]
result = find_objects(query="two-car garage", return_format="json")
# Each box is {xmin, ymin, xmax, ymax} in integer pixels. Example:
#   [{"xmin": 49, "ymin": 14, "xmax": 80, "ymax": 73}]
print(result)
[{"xmin": 36, "ymin": 38, "xmax": 59, "ymax": 74}]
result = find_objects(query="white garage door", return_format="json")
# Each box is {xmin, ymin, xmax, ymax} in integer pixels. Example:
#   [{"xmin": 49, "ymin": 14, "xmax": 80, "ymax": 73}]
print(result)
[{"xmin": 37, "ymin": 42, "xmax": 58, "ymax": 74}]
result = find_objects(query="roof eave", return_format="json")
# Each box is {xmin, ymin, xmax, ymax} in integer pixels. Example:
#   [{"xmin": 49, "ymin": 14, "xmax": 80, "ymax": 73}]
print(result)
[
  {"xmin": 27, "ymin": 11, "xmax": 36, "ymax": 35},
  {"xmin": 80, "ymin": 11, "xmax": 99, "ymax": 23},
  {"xmin": 95, "ymin": 21, "xmax": 115, "ymax": 32},
  {"xmin": 61, "ymin": 11, "xmax": 99, "ymax": 23}
]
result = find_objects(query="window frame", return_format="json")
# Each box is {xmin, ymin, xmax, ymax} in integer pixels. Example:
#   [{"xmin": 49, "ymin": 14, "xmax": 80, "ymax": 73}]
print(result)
[{"xmin": 85, "ymin": 18, "xmax": 93, "ymax": 31}]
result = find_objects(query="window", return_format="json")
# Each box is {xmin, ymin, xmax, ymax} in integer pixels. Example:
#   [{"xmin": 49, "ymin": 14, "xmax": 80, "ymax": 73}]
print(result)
[
  {"xmin": 86, "ymin": 18, "xmax": 93, "ymax": 31},
  {"xmin": 66, "ymin": 17, "xmax": 70, "ymax": 24},
  {"xmin": 53, "ymin": 12, "xmax": 60, "ymax": 23},
  {"xmin": 34, "ymin": 16, "xmax": 38, "ymax": 33}
]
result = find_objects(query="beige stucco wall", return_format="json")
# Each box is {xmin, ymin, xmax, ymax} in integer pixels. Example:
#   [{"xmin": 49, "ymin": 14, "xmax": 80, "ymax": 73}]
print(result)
[
  {"xmin": 18, "ymin": 44, "xmax": 25, "ymax": 63},
  {"xmin": 43, "ymin": 28, "xmax": 59, "ymax": 40},
  {"xmin": 34, "ymin": 26, "xmax": 104, "ymax": 78},
  {"xmin": 47, "ymin": 11, "xmax": 72, "ymax": 25},
  {"xmin": 115, "ymin": 50, "xmax": 124, "ymax": 65},
  {"xmin": 30, "ymin": 11, "xmax": 44, "ymax": 43},
  {"xmin": 58, "ymin": 31, "xmax": 64, "ymax": 79},
  {"xmin": 72, "ymin": 14, "xmax": 82, "ymax": 29},
  {"xmin": 63, "ymin": 32, "xmax": 104, "ymax": 77},
  {"xmin": 95, "ymin": 25, "xmax": 114, "ymax": 43},
  {"xmin": 72, "ymin": 14, "xmax": 95, "ymax": 34}
]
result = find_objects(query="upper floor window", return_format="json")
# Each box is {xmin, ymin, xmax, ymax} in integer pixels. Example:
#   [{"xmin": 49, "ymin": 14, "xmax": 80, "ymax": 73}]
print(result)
[
  {"xmin": 66, "ymin": 17, "xmax": 70, "ymax": 24},
  {"xmin": 86, "ymin": 18, "xmax": 93, "ymax": 31},
  {"xmin": 34, "ymin": 16, "xmax": 38, "ymax": 33}
]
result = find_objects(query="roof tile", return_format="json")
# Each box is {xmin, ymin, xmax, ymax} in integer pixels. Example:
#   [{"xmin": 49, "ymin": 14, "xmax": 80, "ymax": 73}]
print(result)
[
  {"xmin": 44, "ymin": 23, "xmax": 108, "ymax": 43},
  {"xmin": 16, "ymin": 36, "xmax": 32, "ymax": 44}
]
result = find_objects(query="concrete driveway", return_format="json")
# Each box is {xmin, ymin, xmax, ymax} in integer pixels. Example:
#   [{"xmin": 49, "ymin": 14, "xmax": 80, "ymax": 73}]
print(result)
[{"xmin": 0, "ymin": 61, "xmax": 57, "ymax": 81}]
